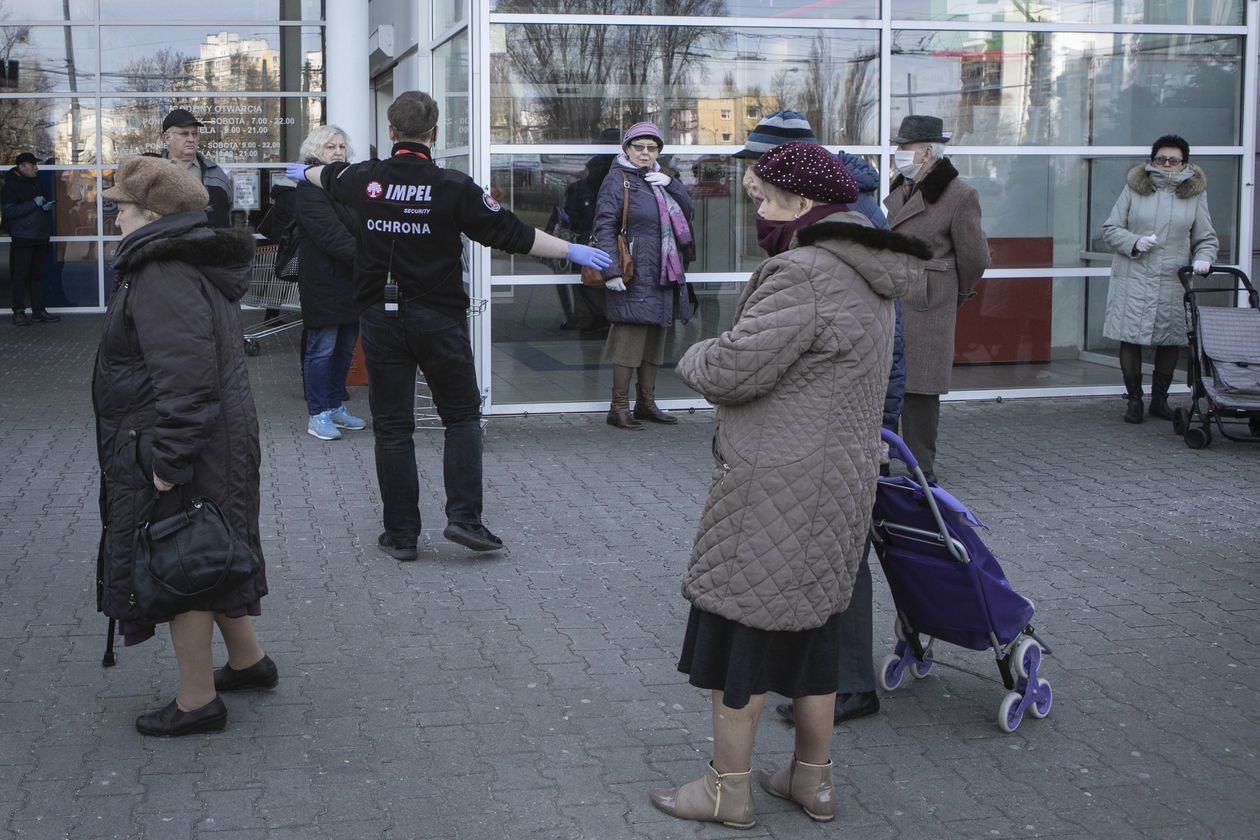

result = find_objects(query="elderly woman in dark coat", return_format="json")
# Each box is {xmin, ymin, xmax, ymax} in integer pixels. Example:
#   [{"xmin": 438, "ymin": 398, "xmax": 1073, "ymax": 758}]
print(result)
[
  {"xmin": 649, "ymin": 142, "xmax": 928, "ymax": 828},
  {"xmin": 95, "ymin": 156, "xmax": 276, "ymax": 738},
  {"xmin": 591, "ymin": 121, "xmax": 695, "ymax": 429},
  {"xmin": 295, "ymin": 125, "xmax": 366, "ymax": 441}
]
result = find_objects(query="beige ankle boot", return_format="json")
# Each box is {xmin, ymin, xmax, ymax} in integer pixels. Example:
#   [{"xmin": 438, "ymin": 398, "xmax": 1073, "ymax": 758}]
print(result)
[
  {"xmin": 757, "ymin": 755, "xmax": 835, "ymax": 821},
  {"xmin": 649, "ymin": 762, "xmax": 756, "ymax": 828}
]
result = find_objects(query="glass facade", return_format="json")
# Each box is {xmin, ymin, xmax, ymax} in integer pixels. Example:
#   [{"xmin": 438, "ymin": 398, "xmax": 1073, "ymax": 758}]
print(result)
[
  {"xmin": 457, "ymin": 1, "xmax": 1256, "ymax": 411},
  {"xmin": 0, "ymin": 2, "xmax": 325, "ymax": 308}
]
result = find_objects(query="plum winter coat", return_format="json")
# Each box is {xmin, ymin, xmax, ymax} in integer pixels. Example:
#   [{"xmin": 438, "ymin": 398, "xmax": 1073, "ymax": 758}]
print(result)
[
  {"xmin": 676, "ymin": 213, "xmax": 929, "ymax": 632},
  {"xmin": 1102, "ymin": 164, "xmax": 1218, "ymax": 346},
  {"xmin": 885, "ymin": 158, "xmax": 990, "ymax": 395},
  {"xmin": 94, "ymin": 212, "xmax": 266, "ymax": 624},
  {"xmin": 592, "ymin": 159, "xmax": 694, "ymax": 327}
]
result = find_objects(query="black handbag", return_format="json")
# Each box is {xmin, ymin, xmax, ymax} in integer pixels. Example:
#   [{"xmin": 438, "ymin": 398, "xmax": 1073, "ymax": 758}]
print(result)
[
  {"xmin": 273, "ymin": 219, "xmax": 301, "ymax": 281},
  {"xmin": 131, "ymin": 491, "xmax": 260, "ymax": 621}
]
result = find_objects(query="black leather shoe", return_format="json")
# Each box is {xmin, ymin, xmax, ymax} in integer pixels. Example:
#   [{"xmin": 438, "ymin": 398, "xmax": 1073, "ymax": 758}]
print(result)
[
  {"xmin": 378, "ymin": 532, "xmax": 418, "ymax": 561},
  {"xmin": 775, "ymin": 692, "xmax": 880, "ymax": 726},
  {"xmin": 443, "ymin": 522, "xmax": 504, "ymax": 552},
  {"xmin": 214, "ymin": 655, "xmax": 278, "ymax": 692},
  {"xmin": 135, "ymin": 697, "xmax": 227, "ymax": 737},
  {"xmin": 31, "ymin": 310, "xmax": 60, "ymax": 323},
  {"xmin": 11, "ymin": 311, "xmax": 30, "ymax": 326}
]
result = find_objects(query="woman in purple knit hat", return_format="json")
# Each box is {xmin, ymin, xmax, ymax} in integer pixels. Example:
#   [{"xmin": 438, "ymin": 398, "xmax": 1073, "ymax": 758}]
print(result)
[{"xmin": 590, "ymin": 121, "xmax": 695, "ymax": 429}]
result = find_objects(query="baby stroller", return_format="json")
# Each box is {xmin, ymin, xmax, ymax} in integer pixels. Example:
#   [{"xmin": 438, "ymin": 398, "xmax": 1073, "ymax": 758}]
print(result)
[
  {"xmin": 1172, "ymin": 265, "xmax": 1260, "ymax": 449},
  {"xmin": 870, "ymin": 430, "xmax": 1052, "ymax": 732}
]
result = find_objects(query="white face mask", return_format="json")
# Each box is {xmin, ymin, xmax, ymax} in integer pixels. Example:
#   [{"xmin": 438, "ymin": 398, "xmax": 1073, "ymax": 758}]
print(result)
[{"xmin": 894, "ymin": 149, "xmax": 922, "ymax": 179}]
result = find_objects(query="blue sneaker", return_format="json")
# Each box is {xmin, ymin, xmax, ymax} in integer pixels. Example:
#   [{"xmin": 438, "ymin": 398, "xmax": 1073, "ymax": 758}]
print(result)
[
  {"xmin": 328, "ymin": 405, "xmax": 366, "ymax": 430},
  {"xmin": 307, "ymin": 411, "xmax": 341, "ymax": 440}
]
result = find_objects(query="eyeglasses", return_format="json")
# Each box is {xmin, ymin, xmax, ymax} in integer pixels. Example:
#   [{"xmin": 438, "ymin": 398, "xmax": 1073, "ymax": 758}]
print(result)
[
  {"xmin": 1152, "ymin": 156, "xmax": 1183, "ymax": 166},
  {"xmin": 629, "ymin": 143, "xmax": 660, "ymax": 153}
]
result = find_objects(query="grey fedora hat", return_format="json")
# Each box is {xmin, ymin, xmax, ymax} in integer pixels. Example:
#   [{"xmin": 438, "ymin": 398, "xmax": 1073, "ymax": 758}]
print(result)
[{"xmin": 892, "ymin": 114, "xmax": 950, "ymax": 144}]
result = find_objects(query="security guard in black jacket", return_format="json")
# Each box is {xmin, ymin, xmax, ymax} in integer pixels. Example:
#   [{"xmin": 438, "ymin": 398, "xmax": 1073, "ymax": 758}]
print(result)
[{"xmin": 289, "ymin": 91, "xmax": 610, "ymax": 559}]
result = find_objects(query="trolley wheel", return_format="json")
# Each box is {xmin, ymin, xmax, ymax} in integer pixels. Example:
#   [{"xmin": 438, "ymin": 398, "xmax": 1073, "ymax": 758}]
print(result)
[
  {"xmin": 1172, "ymin": 407, "xmax": 1190, "ymax": 435},
  {"xmin": 998, "ymin": 691, "xmax": 1024, "ymax": 733},
  {"xmin": 910, "ymin": 649, "xmax": 934, "ymax": 679},
  {"xmin": 878, "ymin": 654, "xmax": 904, "ymax": 691},
  {"xmin": 1029, "ymin": 679, "xmax": 1052, "ymax": 719},
  {"xmin": 244, "ymin": 339, "xmax": 260, "ymax": 357},
  {"xmin": 1012, "ymin": 637, "xmax": 1041, "ymax": 680},
  {"xmin": 1184, "ymin": 426, "xmax": 1211, "ymax": 449},
  {"xmin": 893, "ymin": 618, "xmax": 908, "ymax": 642}
]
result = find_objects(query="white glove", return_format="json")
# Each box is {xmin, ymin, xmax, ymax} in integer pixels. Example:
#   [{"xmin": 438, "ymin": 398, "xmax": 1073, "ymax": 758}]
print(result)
[
  {"xmin": 644, "ymin": 172, "xmax": 671, "ymax": 188},
  {"xmin": 605, "ymin": 277, "xmax": 626, "ymax": 292},
  {"xmin": 33, "ymin": 196, "xmax": 46, "ymax": 207},
  {"xmin": 879, "ymin": 439, "xmax": 890, "ymax": 465},
  {"xmin": 1193, "ymin": 260, "xmax": 1211, "ymax": 275},
  {"xmin": 1134, "ymin": 234, "xmax": 1157, "ymax": 253}
]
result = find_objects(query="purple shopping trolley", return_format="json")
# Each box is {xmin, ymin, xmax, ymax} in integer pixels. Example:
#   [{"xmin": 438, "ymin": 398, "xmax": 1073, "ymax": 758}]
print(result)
[{"xmin": 871, "ymin": 429, "xmax": 1052, "ymax": 732}]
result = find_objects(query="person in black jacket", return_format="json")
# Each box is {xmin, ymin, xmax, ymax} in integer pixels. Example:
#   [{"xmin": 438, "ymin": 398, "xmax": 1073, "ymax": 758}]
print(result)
[
  {"xmin": 96, "ymin": 156, "xmax": 275, "ymax": 737},
  {"xmin": 294, "ymin": 125, "xmax": 366, "ymax": 441},
  {"xmin": 287, "ymin": 92, "xmax": 610, "ymax": 559},
  {"xmin": 2, "ymin": 152, "xmax": 59, "ymax": 325},
  {"xmin": 160, "ymin": 108, "xmax": 234, "ymax": 227}
]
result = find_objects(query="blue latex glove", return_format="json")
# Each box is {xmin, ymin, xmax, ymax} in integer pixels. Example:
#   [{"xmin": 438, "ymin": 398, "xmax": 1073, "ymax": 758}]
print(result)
[
  {"xmin": 285, "ymin": 163, "xmax": 311, "ymax": 182},
  {"xmin": 38, "ymin": 199, "xmax": 55, "ymax": 211},
  {"xmin": 33, "ymin": 196, "xmax": 46, "ymax": 207},
  {"xmin": 567, "ymin": 242, "xmax": 612, "ymax": 270}
]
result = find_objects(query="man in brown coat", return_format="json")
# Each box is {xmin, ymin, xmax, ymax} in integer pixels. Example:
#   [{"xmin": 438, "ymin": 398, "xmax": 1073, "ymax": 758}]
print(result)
[{"xmin": 884, "ymin": 115, "xmax": 990, "ymax": 482}]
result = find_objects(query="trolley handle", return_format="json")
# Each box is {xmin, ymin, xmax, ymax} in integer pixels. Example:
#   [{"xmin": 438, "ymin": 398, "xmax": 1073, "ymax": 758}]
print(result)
[
  {"xmin": 881, "ymin": 428, "xmax": 920, "ymax": 472},
  {"xmin": 1177, "ymin": 264, "xmax": 1260, "ymax": 307}
]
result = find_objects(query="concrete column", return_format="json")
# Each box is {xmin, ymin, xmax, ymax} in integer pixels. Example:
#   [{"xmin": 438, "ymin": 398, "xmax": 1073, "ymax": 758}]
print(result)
[{"xmin": 326, "ymin": 0, "xmax": 371, "ymax": 154}]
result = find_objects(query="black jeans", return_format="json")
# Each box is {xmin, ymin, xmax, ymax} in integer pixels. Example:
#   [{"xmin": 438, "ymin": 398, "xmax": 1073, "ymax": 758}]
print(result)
[
  {"xmin": 9, "ymin": 241, "xmax": 48, "ymax": 313},
  {"xmin": 359, "ymin": 302, "xmax": 484, "ymax": 545}
]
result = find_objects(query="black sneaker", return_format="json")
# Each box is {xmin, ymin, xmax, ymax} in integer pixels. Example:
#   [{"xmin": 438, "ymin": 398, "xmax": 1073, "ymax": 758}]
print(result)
[
  {"xmin": 11, "ymin": 311, "xmax": 31, "ymax": 326},
  {"xmin": 443, "ymin": 522, "xmax": 504, "ymax": 552},
  {"xmin": 377, "ymin": 532, "xmax": 418, "ymax": 561},
  {"xmin": 31, "ymin": 310, "xmax": 60, "ymax": 323}
]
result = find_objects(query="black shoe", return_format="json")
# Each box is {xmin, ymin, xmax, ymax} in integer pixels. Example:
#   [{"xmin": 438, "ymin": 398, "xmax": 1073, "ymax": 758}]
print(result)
[
  {"xmin": 11, "ymin": 311, "xmax": 30, "ymax": 326},
  {"xmin": 214, "ymin": 655, "xmax": 279, "ymax": 692},
  {"xmin": 1123, "ymin": 396, "xmax": 1144, "ymax": 424},
  {"xmin": 31, "ymin": 310, "xmax": 60, "ymax": 323},
  {"xmin": 1148, "ymin": 395, "xmax": 1174, "ymax": 420},
  {"xmin": 775, "ymin": 692, "xmax": 880, "ymax": 726},
  {"xmin": 378, "ymin": 532, "xmax": 418, "ymax": 561},
  {"xmin": 443, "ymin": 522, "xmax": 504, "ymax": 552},
  {"xmin": 135, "ymin": 697, "xmax": 227, "ymax": 737}
]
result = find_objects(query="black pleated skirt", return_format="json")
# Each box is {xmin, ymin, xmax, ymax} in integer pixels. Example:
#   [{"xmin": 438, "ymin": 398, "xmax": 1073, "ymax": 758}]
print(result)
[{"xmin": 677, "ymin": 605, "xmax": 842, "ymax": 710}]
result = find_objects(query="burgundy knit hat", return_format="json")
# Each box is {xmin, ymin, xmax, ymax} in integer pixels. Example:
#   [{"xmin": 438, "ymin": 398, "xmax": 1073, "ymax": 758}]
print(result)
[
  {"xmin": 622, "ymin": 121, "xmax": 664, "ymax": 149},
  {"xmin": 752, "ymin": 140, "xmax": 858, "ymax": 204}
]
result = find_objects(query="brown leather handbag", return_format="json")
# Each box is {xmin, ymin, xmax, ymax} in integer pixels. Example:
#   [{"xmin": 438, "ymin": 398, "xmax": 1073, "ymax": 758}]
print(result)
[{"xmin": 580, "ymin": 179, "xmax": 633, "ymax": 287}]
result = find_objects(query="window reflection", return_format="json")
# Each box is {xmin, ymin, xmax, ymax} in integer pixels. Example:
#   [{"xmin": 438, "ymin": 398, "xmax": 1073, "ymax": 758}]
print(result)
[
  {"xmin": 0, "ymin": 26, "xmax": 98, "ymax": 93},
  {"xmin": 490, "ymin": 0, "xmax": 879, "ymax": 18},
  {"xmin": 891, "ymin": 31, "xmax": 1243, "ymax": 147},
  {"xmin": 491, "ymin": 25, "xmax": 879, "ymax": 145},
  {"xmin": 0, "ymin": 98, "xmax": 96, "ymax": 165},
  {"xmin": 98, "ymin": 0, "xmax": 323, "ymax": 21},
  {"xmin": 891, "ymin": 0, "xmax": 1243, "ymax": 26}
]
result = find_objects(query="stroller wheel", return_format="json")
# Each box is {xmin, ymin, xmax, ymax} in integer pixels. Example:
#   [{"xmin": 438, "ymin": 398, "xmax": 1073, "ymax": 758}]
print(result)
[
  {"xmin": 1172, "ymin": 407, "xmax": 1190, "ymax": 435},
  {"xmin": 998, "ymin": 691, "xmax": 1024, "ymax": 733},
  {"xmin": 1184, "ymin": 426, "xmax": 1211, "ymax": 449},
  {"xmin": 878, "ymin": 654, "xmax": 905, "ymax": 691},
  {"xmin": 1012, "ymin": 637, "xmax": 1041, "ymax": 680},
  {"xmin": 1029, "ymin": 679, "xmax": 1052, "ymax": 719}
]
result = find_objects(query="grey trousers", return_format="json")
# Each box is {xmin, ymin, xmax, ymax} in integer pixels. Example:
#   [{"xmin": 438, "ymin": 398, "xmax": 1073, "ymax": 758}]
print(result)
[
  {"xmin": 900, "ymin": 392, "xmax": 941, "ymax": 478},
  {"xmin": 836, "ymin": 547, "xmax": 876, "ymax": 694}
]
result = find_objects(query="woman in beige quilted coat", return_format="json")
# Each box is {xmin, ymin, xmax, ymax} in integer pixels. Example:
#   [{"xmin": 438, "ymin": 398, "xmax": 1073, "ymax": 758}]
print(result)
[{"xmin": 649, "ymin": 142, "xmax": 929, "ymax": 829}]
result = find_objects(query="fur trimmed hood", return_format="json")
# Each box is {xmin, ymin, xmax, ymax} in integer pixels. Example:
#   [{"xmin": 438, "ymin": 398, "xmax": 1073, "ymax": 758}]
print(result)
[
  {"xmin": 112, "ymin": 211, "xmax": 256, "ymax": 301},
  {"xmin": 796, "ymin": 219, "xmax": 933, "ymax": 259},
  {"xmin": 1126, "ymin": 163, "xmax": 1207, "ymax": 200},
  {"xmin": 889, "ymin": 157, "xmax": 959, "ymax": 205}
]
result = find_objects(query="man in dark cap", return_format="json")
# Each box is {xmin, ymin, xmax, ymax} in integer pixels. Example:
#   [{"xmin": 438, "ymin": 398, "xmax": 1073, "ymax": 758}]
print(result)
[
  {"xmin": 885, "ymin": 114, "xmax": 990, "ymax": 483},
  {"xmin": 2, "ymin": 152, "xmax": 60, "ymax": 325},
  {"xmin": 160, "ymin": 108, "xmax": 233, "ymax": 226}
]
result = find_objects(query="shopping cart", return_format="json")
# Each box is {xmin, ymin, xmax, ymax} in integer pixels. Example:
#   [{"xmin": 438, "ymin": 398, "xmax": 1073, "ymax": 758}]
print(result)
[{"xmin": 241, "ymin": 243, "xmax": 302, "ymax": 356}]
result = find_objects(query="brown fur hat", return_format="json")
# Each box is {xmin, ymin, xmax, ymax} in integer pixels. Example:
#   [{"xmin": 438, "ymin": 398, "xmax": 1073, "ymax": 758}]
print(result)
[{"xmin": 103, "ymin": 156, "xmax": 209, "ymax": 217}]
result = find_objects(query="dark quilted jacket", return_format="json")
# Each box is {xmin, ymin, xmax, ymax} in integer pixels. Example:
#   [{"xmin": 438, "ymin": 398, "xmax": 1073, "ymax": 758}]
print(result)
[
  {"xmin": 296, "ymin": 180, "xmax": 359, "ymax": 327},
  {"xmin": 94, "ymin": 212, "xmax": 266, "ymax": 622},
  {"xmin": 676, "ymin": 213, "xmax": 929, "ymax": 631}
]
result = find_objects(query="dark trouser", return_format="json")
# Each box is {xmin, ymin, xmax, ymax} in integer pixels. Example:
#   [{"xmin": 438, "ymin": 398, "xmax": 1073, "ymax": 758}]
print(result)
[
  {"xmin": 359, "ymin": 303, "xmax": 484, "ymax": 544},
  {"xmin": 10, "ymin": 241, "xmax": 48, "ymax": 314},
  {"xmin": 900, "ymin": 392, "xmax": 941, "ymax": 479},
  {"xmin": 836, "ymin": 546, "xmax": 876, "ymax": 694}
]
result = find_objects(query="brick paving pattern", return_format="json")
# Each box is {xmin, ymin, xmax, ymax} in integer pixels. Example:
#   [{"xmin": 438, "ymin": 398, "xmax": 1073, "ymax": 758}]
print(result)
[{"xmin": 1, "ymin": 314, "xmax": 1257, "ymax": 839}]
